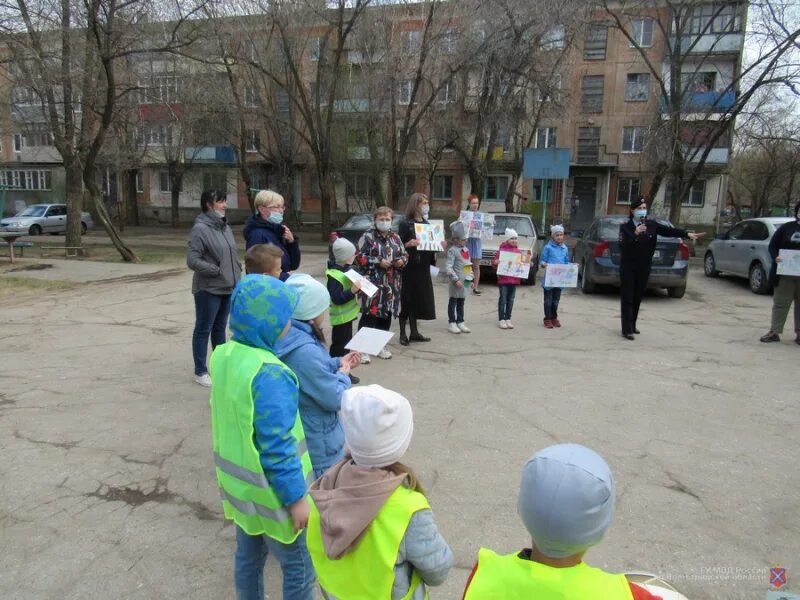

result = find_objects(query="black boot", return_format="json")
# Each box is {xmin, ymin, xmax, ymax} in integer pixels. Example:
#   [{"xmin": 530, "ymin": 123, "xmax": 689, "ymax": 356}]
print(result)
[
  {"xmin": 399, "ymin": 318, "xmax": 410, "ymax": 346},
  {"xmin": 409, "ymin": 318, "xmax": 431, "ymax": 342}
]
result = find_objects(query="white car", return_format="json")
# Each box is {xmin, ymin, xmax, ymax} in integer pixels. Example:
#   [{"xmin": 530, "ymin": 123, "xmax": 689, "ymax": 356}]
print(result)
[
  {"xmin": 0, "ymin": 203, "xmax": 94, "ymax": 235},
  {"xmin": 479, "ymin": 212, "xmax": 543, "ymax": 284}
]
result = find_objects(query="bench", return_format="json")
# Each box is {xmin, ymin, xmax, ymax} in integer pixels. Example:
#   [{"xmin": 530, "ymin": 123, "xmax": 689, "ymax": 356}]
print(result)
[
  {"xmin": 3, "ymin": 241, "xmax": 34, "ymax": 257},
  {"xmin": 41, "ymin": 246, "xmax": 84, "ymax": 258}
]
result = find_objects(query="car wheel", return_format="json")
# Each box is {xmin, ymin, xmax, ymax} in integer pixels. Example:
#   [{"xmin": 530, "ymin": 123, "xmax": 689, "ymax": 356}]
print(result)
[
  {"xmin": 667, "ymin": 285, "xmax": 686, "ymax": 299},
  {"xmin": 580, "ymin": 261, "xmax": 597, "ymax": 294},
  {"xmin": 703, "ymin": 252, "xmax": 719, "ymax": 277},
  {"xmin": 81, "ymin": 222, "xmax": 87, "ymax": 234},
  {"xmin": 28, "ymin": 224, "xmax": 42, "ymax": 236},
  {"xmin": 749, "ymin": 262, "xmax": 769, "ymax": 294}
]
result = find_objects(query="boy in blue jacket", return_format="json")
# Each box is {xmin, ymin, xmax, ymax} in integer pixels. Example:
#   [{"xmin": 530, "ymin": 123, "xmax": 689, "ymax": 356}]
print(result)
[{"xmin": 540, "ymin": 225, "xmax": 570, "ymax": 328}]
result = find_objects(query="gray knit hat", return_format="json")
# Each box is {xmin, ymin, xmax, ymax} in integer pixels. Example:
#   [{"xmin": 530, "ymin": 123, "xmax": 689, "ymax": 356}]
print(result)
[
  {"xmin": 450, "ymin": 220, "xmax": 467, "ymax": 240},
  {"xmin": 517, "ymin": 443, "xmax": 615, "ymax": 558}
]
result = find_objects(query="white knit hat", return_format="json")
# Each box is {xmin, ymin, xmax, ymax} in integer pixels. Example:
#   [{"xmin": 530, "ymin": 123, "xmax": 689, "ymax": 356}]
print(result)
[
  {"xmin": 551, "ymin": 224, "xmax": 565, "ymax": 235},
  {"xmin": 505, "ymin": 228, "xmax": 518, "ymax": 239},
  {"xmin": 285, "ymin": 273, "xmax": 330, "ymax": 321},
  {"xmin": 332, "ymin": 237, "xmax": 357, "ymax": 264},
  {"xmin": 340, "ymin": 385, "xmax": 414, "ymax": 468}
]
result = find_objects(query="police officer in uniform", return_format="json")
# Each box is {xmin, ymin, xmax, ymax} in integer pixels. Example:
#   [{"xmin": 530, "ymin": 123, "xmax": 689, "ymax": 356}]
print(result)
[{"xmin": 619, "ymin": 197, "xmax": 704, "ymax": 340}]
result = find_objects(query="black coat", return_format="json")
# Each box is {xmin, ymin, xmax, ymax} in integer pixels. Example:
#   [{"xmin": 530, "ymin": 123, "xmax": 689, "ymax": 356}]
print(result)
[
  {"xmin": 398, "ymin": 217, "xmax": 437, "ymax": 320},
  {"xmin": 618, "ymin": 218, "xmax": 689, "ymax": 269},
  {"xmin": 768, "ymin": 220, "xmax": 800, "ymax": 286}
]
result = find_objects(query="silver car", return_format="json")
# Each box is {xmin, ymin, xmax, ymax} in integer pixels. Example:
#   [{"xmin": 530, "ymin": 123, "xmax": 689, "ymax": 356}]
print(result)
[
  {"xmin": 703, "ymin": 217, "xmax": 793, "ymax": 294},
  {"xmin": 0, "ymin": 203, "xmax": 94, "ymax": 236}
]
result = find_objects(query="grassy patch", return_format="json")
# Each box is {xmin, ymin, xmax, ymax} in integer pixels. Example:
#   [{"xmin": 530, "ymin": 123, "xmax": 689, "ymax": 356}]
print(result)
[
  {"xmin": 0, "ymin": 276, "xmax": 74, "ymax": 301},
  {"xmin": 71, "ymin": 245, "xmax": 187, "ymax": 264}
]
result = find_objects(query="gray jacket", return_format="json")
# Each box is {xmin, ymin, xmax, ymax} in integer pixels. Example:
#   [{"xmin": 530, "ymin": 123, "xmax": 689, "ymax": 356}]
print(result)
[
  {"xmin": 446, "ymin": 244, "xmax": 472, "ymax": 299},
  {"xmin": 187, "ymin": 211, "xmax": 241, "ymax": 295}
]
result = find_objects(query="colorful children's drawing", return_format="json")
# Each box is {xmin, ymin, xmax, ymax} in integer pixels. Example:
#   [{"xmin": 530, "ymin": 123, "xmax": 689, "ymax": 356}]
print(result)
[
  {"xmin": 459, "ymin": 211, "xmax": 494, "ymax": 240},
  {"xmin": 544, "ymin": 263, "xmax": 579, "ymax": 288},
  {"xmin": 777, "ymin": 249, "xmax": 800, "ymax": 276},
  {"xmin": 414, "ymin": 219, "xmax": 445, "ymax": 251},
  {"xmin": 496, "ymin": 251, "xmax": 531, "ymax": 279}
]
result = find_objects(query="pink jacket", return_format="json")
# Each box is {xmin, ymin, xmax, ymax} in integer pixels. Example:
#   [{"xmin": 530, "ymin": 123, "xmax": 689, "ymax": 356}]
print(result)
[{"xmin": 492, "ymin": 241, "xmax": 523, "ymax": 286}]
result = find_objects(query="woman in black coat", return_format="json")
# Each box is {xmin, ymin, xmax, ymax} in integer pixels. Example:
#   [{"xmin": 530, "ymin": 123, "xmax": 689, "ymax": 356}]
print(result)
[{"xmin": 398, "ymin": 193, "xmax": 447, "ymax": 345}]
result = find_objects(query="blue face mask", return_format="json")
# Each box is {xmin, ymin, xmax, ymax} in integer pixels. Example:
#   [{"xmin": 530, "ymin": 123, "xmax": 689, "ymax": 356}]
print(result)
[
  {"xmin": 633, "ymin": 209, "xmax": 647, "ymax": 220},
  {"xmin": 268, "ymin": 212, "xmax": 284, "ymax": 225}
]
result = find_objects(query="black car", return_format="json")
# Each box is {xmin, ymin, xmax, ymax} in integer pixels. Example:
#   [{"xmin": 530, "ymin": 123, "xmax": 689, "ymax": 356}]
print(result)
[
  {"xmin": 573, "ymin": 215, "xmax": 690, "ymax": 298},
  {"xmin": 335, "ymin": 213, "xmax": 404, "ymax": 246}
]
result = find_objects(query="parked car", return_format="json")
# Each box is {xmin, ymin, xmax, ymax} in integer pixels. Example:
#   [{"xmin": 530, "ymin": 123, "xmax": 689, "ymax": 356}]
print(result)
[
  {"xmin": 703, "ymin": 217, "xmax": 793, "ymax": 294},
  {"xmin": 479, "ymin": 213, "xmax": 542, "ymax": 285},
  {"xmin": 334, "ymin": 212, "xmax": 404, "ymax": 246},
  {"xmin": 0, "ymin": 204, "xmax": 94, "ymax": 236},
  {"xmin": 574, "ymin": 215, "xmax": 691, "ymax": 298}
]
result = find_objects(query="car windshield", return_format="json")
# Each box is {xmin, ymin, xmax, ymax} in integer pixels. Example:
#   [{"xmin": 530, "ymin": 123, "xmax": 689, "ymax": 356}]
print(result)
[
  {"xmin": 598, "ymin": 217, "xmax": 672, "ymax": 239},
  {"xmin": 17, "ymin": 205, "xmax": 47, "ymax": 217},
  {"xmin": 492, "ymin": 215, "xmax": 535, "ymax": 237}
]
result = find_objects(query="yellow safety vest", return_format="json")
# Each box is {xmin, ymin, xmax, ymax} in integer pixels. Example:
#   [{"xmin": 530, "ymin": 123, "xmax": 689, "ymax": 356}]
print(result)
[
  {"xmin": 209, "ymin": 340, "xmax": 313, "ymax": 544},
  {"xmin": 464, "ymin": 548, "xmax": 634, "ymax": 600},
  {"xmin": 325, "ymin": 268, "xmax": 361, "ymax": 325},
  {"xmin": 307, "ymin": 485, "xmax": 431, "ymax": 599}
]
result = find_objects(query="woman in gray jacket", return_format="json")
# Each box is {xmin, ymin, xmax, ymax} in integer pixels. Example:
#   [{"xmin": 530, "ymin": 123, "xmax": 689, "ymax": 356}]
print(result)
[{"xmin": 187, "ymin": 190, "xmax": 241, "ymax": 386}]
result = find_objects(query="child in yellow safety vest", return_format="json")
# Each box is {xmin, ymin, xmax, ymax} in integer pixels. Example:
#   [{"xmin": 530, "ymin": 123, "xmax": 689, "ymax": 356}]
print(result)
[
  {"xmin": 307, "ymin": 385, "xmax": 454, "ymax": 599},
  {"xmin": 327, "ymin": 237, "xmax": 363, "ymax": 384},
  {"xmin": 462, "ymin": 443, "xmax": 664, "ymax": 600}
]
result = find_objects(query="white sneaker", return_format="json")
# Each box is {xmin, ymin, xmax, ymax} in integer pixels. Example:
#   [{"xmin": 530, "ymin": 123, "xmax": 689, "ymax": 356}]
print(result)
[
  {"xmin": 505, "ymin": 320, "xmax": 515, "ymax": 329},
  {"xmin": 195, "ymin": 373, "xmax": 212, "ymax": 387},
  {"xmin": 499, "ymin": 320, "xmax": 508, "ymax": 329},
  {"xmin": 457, "ymin": 322, "xmax": 471, "ymax": 333},
  {"xmin": 377, "ymin": 348, "xmax": 392, "ymax": 360},
  {"xmin": 447, "ymin": 323, "xmax": 461, "ymax": 334},
  {"xmin": 360, "ymin": 352, "xmax": 371, "ymax": 364}
]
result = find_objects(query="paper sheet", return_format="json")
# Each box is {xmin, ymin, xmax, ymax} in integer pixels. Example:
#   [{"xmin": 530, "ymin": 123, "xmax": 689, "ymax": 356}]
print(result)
[
  {"xmin": 777, "ymin": 249, "xmax": 800, "ymax": 276},
  {"xmin": 344, "ymin": 269, "xmax": 378, "ymax": 299},
  {"xmin": 345, "ymin": 327, "xmax": 395, "ymax": 356},
  {"xmin": 430, "ymin": 265, "xmax": 440, "ymax": 277},
  {"xmin": 544, "ymin": 263, "xmax": 579, "ymax": 288}
]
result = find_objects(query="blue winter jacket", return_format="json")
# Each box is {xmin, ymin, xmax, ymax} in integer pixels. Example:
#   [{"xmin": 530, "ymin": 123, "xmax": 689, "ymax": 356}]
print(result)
[
  {"xmin": 274, "ymin": 320, "xmax": 351, "ymax": 475},
  {"xmin": 540, "ymin": 239, "xmax": 571, "ymax": 289},
  {"xmin": 224, "ymin": 274, "xmax": 306, "ymax": 507},
  {"xmin": 243, "ymin": 215, "xmax": 301, "ymax": 281}
]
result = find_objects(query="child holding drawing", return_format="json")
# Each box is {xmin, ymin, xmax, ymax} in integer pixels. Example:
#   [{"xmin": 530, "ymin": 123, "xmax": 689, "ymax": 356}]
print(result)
[
  {"xmin": 327, "ymin": 237, "xmax": 363, "ymax": 383},
  {"xmin": 540, "ymin": 225, "xmax": 570, "ymax": 329},
  {"xmin": 446, "ymin": 220, "xmax": 472, "ymax": 334},
  {"xmin": 492, "ymin": 228, "xmax": 526, "ymax": 330}
]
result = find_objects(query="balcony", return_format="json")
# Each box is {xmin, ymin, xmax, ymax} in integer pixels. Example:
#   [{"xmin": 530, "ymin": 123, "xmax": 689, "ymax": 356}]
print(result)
[
  {"xmin": 669, "ymin": 32, "xmax": 744, "ymax": 55},
  {"xmin": 333, "ymin": 98, "xmax": 371, "ymax": 113},
  {"xmin": 347, "ymin": 146, "xmax": 384, "ymax": 160},
  {"xmin": 661, "ymin": 90, "xmax": 736, "ymax": 114},
  {"xmin": 185, "ymin": 145, "xmax": 235, "ymax": 163},
  {"xmin": 686, "ymin": 146, "xmax": 730, "ymax": 164}
]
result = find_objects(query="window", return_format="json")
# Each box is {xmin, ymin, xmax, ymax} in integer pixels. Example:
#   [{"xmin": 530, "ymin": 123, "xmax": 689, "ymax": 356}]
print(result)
[
  {"xmin": 401, "ymin": 174, "xmax": 416, "ymax": 199},
  {"xmin": 584, "ymin": 23, "xmax": 608, "ymax": 60},
  {"xmin": 309, "ymin": 36, "xmax": 323, "ymax": 61},
  {"xmin": 159, "ymin": 171, "xmax": 171, "ymax": 193},
  {"xmin": 616, "ymin": 177, "xmax": 641, "ymax": 205},
  {"xmin": 440, "ymin": 28, "xmax": 458, "ymax": 54},
  {"xmin": 0, "ymin": 169, "xmax": 52, "ymax": 190},
  {"xmin": 138, "ymin": 76, "xmax": 179, "ymax": 104},
  {"xmin": 24, "ymin": 127, "xmax": 53, "ymax": 147},
  {"xmin": 741, "ymin": 221, "xmax": 769, "ymax": 241},
  {"xmin": 135, "ymin": 172, "xmax": 143, "ymax": 193},
  {"xmin": 345, "ymin": 174, "xmax": 374, "ymax": 202},
  {"xmin": 538, "ymin": 74, "xmax": 562, "ymax": 102},
  {"xmin": 436, "ymin": 80, "xmax": 459, "ymax": 104},
  {"xmin": 625, "ymin": 73, "xmax": 650, "ymax": 101},
  {"xmin": 541, "ymin": 25, "xmax": 565, "ymax": 50},
  {"xmin": 244, "ymin": 85, "xmax": 260, "ymax": 107},
  {"xmin": 136, "ymin": 124, "xmax": 173, "ymax": 148},
  {"xmin": 581, "ymin": 75, "xmax": 604, "ymax": 112},
  {"xmin": 535, "ymin": 127, "xmax": 557, "ymax": 149},
  {"xmin": 665, "ymin": 179, "xmax": 707, "ymax": 207},
  {"xmin": 11, "ymin": 86, "xmax": 37, "ymax": 106},
  {"xmin": 399, "ymin": 80, "xmax": 414, "ymax": 105},
  {"xmin": 203, "ymin": 172, "xmax": 227, "ymax": 192},
  {"xmin": 630, "ymin": 18, "xmax": 654, "ymax": 47},
  {"xmin": 678, "ymin": 3, "xmax": 742, "ymax": 35},
  {"xmin": 13, "ymin": 133, "xmax": 24, "ymax": 153},
  {"xmin": 246, "ymin": 129, "xmax": 260, "ymax": 153},
  {"xmin": 401, "ymin": 30, "xmax": 421, "ymax": 55},
  {"xmin": 681, "ymin": 71, "xmax": 716, "ymax": 93},
  {"xmin": 398, "ymin": 127, "xmax": 417, "ymax": 150},
  {"xmin": 577, "ymin": 127, "xmax": 601, "ymax": 164},
  {"xmin": 622, "ymin": 126, "xmax": 647, "ymax": 153},
  {"xmin": 431, "ymin": 174, "xmax": 453, "ymax": 200},
  {"xmin": 483, "ymin": 176, "xmax": 509, "ymax": 202}
]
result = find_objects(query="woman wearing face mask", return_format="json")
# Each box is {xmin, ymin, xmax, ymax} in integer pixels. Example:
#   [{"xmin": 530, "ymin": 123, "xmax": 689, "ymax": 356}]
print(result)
[
  {"xmin": 187, "ymin": 189, "xmax": 242, "ymax": 387},
  {"xmin": 760, "ymin": 201, "xmax": 800, "ymax": 345},
  {"xmin": 354, "ymin": 206, "xmax": 408, "ymax": 360},
  {"xmin": 243, "ymin": 189, "xmax": 301, "ymax": 281},
  {"xmin": 618, "ymin": 197, "xmax": 704, "ymax": 340},
  {"xmin": 398, "ymin": 193, "xmax": 447, "ymax": 345}
]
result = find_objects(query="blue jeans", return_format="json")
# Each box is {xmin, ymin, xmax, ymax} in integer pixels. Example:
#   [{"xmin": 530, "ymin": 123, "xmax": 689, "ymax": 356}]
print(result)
[
  {"xmin": 498, "ymin": 285, "xmax": 516, "ymax": 321},
  {"xmin": 543, "ymin": 288, "xmax": 562, "ymax": 320},
  {"xmin": 234, "ymin": 526, "xmax": 316, "ymax": 600},
  {"xmin": 447, "ymin": 297, "xmax": 465, "ymax": 323},
  {"xmin": 192, "ymin": 291, "xmax": 231, "ymax": 375}
]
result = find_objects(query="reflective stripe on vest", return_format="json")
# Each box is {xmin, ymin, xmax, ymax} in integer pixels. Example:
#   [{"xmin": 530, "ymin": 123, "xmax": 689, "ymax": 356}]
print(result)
[
  {"xmin": 463, "ymin": 548, "xmax": 634, "ymax": 600},
  {"xmin": 209, "ymin": 340, "xmax": 313, "ymax": 544},
  {"xmin": 325, "ymin": 269, "xmax": 360, "ymax": 325},
  {"xmin": 307, "ymin": 485, "xmax": 431, "ymax": 599}
]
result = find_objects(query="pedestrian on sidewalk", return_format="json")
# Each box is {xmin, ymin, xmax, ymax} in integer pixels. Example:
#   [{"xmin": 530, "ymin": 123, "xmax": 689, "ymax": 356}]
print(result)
[
  {"xmin": 445, "ymin": 220, "xmax": 472, "ymax": 334},
  {"xmin": 465, "ymin": 193, "xmax": 484, "ymax": 295},
  {"xmin": 540, "ymin": 225, "xmax": 570, "ymax": 329},
  {"xmin": 306, "ymin": 384, "xmax": 453, "ymax": 599},
  {"xmin": 187, "ymin": 189, "xmax": 241, "ymax": 387},
  {"xmin": 760, "ymin": 201, "xmax": 800, "ymax": 345},
  {"xmin": 492, "ymin": 228, "xmax": 525, "ymax": 330},
  {"xmin": 208, "ymin": 275, "xmax": 315, "ymax": 600}
]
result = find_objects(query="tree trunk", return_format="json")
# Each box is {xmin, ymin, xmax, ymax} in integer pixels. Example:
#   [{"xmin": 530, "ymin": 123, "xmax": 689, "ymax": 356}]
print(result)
[
  {"xmin": 505, "ymin": 172, "xmax": 521, "ymax": 213},
  {"xmin": 170, "ymin": 169, "xmax": 183, "ymax": 228},
  {"xmin": 320, "ymin": 170, "xmax": 336, "ymax": 241},
  {"xmin": 64, "ymin": 158, "xmax": 84, "ymax": 252},
  {"xmin": 126, "ymin": 170, "xmax": 139, "ymax": 226},
  {"xmin": 84, "ymin": 177, "xmax": 139, "ymax": 262}
]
